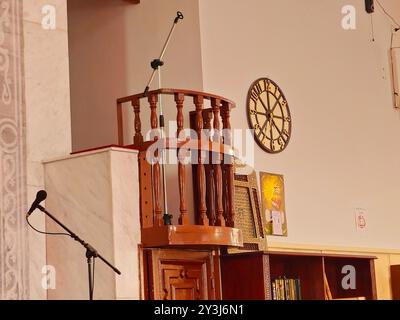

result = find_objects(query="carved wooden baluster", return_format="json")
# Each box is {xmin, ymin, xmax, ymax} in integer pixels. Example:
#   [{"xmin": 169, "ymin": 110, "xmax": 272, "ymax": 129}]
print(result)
[
  {"xmin": 132, "ymin": 98, "xmax": 143, "ymax": 146},
  {"xmin": 117, "ymin": 102, "xmax": 124, "ymax": 145},
  {"xmin": 148, "ymin": 94, "xmax": 163, "ymax": 227},
  {"xmin": 203, "ymin": 109, "xmax": 216, "ymax": 226},
  {"xmin": 222, "ymin": 101, "xmax": 235, "ymax": 227},
  {"xmin": 211, "ymin": 98, "xmax": 225, "ymax": 227},
  {"xmin": 175, "ymin": 93, "xmax": 189, "ymax": 225},
  {"xmin": 194, "ymin": 95, "xmax": 209, "ymax": 226}
]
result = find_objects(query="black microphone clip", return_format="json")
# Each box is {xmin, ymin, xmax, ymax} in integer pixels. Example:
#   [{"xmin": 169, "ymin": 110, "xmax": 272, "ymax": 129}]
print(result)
[{"xmin": 174, "ymin": 11, "xmax": 184, "ymax": 24}]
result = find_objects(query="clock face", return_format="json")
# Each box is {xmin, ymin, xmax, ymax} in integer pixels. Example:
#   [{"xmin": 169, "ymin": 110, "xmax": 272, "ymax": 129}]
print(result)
[{"xmin": 247, "ymin": 78, "xmax": 292, "ymax": 154}]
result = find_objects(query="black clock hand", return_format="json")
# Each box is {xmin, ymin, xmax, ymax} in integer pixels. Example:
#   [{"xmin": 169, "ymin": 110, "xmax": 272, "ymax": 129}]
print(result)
[
  {"xmin": 271, "ymin": 118, "xmax": 282, "ymax": 135},
  {"xmin": 259, "ymin": 96, "xmax": 269, "ymax": 112},
  {"xmin": 271, "ymin": 93, "xmax": 283, "ymax": 113}
]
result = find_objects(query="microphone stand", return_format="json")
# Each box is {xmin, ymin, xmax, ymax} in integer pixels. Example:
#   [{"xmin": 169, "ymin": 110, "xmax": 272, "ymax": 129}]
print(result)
[
  {"xmin": 35, "ymin": 204, "xmax": 121, "ymax": 300},
  {"xmin": 143, "ymin": 11, "xmax": 184, "ymax": 225}
]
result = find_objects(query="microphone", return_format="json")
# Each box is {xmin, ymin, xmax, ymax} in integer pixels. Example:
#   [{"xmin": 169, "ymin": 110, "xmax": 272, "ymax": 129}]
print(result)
[{"xmin": 27, "ymin": 190, "xmax": 47, "ymax": 217}]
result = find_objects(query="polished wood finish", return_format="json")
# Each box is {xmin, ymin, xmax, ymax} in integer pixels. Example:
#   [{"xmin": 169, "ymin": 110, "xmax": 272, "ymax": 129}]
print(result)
[
  {"xmin": 221, "ymin": 251, "xmax": 377, "ymax": 300},
  {"xmin": 139, "ymin": 151, "xmax": 154, "ymax": 228},
  {"xmin": 221, "ymin": 252, "xmax": 271, "ymax": 300},
  {"xmin": 148, "ymin": 94, "xmax": 163, "ymax": 227},
  {"xmin": 132, "ymin": 98, "xmax": 143, "ymax": 146},
  {"xmin": 175, "ymin": 93, "xmax": 189, "ymax": 225},
  {"xmin": 141, "ymin": 225, "xmax": 243, "ymax": 248},
  {"xmin": 203, "ymin": 110, "xmax": 216, "ymax": 226},
  {"xmin": 324, "ymin": 256, "xmax": 376, "ymax": 300},
  {"xmin": 221, "ymin": 101, "xmax": 235, "ymax": 227},
  {"xmin": 194, "ymin": 95, "xmax": 209, "ymax": 226},
  {"xmin": 117, "ymin": 89, "xmax": 242, "ymax": 248},
  {"xmin": 116, "ymin": 103, "xmax": 124, "ymax": 145},
  {"xmin": 211, "ymin": 99, "xmax": 225, "ymax": 227},
  {"xmin": 143, "ymin": 249, "xmax": 221, "ymax": 300},
  {"xmin": 117, "ymin": 88, "xmax": 236, "ymax": 107},
  {"xmin": 390, "ymin": 265, "xmax": 400, "ymax": 300}
]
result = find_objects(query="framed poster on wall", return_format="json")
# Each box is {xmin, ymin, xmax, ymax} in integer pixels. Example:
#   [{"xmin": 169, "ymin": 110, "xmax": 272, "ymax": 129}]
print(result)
[{"xmin": 260, "ymin": 172, "xmax": 288, "ymax": 237}]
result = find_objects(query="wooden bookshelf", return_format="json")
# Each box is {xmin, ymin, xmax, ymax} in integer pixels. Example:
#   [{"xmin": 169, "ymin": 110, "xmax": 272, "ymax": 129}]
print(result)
[{"xmin": 220, "ymin": 251, "xmax": 377, "ymax": 300}]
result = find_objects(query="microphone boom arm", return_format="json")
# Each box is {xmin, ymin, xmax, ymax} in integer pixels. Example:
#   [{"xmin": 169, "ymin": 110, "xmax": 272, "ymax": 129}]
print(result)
[
  {"xmin": 143, "ymin": 11, "xmax": 184, "ymax": 96},
  {"xmin": 33, "ymin": 204, "xmax": 120, "ymax": 300},
  {"xmin": 36, "ymin": 204, "xmax": 121, "ymax": 275}
]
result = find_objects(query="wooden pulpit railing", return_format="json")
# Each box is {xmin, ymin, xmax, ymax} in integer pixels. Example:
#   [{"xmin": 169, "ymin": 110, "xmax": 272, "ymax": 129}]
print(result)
[{"xmin": 117, "ymin": 89, "xmax": 243, "ymax": 248}]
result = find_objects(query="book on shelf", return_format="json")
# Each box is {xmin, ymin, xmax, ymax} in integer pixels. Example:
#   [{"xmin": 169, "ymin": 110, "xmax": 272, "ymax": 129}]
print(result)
[{"xmin": 271, "ymin": 277, "xmax": 302, "ymax": 300}]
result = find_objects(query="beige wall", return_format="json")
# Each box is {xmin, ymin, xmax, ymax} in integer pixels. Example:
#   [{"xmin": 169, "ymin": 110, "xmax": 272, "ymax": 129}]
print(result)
[
  {"xmin": 199, "ymin": 0, "xmax": 400, "ymax": 249},
  {"xmin": 68, "ymin": 0, "xmax": 203, "ymax": 151}
]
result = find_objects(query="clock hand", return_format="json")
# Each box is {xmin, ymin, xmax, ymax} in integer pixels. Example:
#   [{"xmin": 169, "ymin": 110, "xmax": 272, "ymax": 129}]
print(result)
[
  {"xmin": 259, "ymin": 97, "xmax": 269, "ymax": 112},
  {"xmin": 252, "ymin": 111, "xmax": 269, "ymax": 116},
  {"xmin": 260, "ymin": 119, "xmax": 268, "ymax": 133},
  {"xmin": 271, "ymin": 93, "xmax": 282, "ymax": 113},
  {"xmin": 267, "ymin": 91, "xmax": 272, "ymax": 112},
  {"xmin": 271, "ymin": 118, "xmax": 281, "ymax": 134},
  {"xmin": 269, "ymin": 118, "xmax": 274, "ymax": 143}
]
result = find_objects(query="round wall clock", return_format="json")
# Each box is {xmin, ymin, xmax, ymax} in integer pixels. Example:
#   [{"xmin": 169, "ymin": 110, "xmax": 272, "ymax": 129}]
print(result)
[{"xmin": 247, "ymin": 78, "xmax": 292, "ymax": 154}]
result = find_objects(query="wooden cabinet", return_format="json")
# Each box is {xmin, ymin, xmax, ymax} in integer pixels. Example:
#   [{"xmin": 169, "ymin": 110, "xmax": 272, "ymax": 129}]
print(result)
[
  {"xmin": 142, "ymin": 249, "xmax": 221, "ymax": 300},
  {"xmin": 221, "ymin": 251, "xmax": 377, "ymax": 300}
]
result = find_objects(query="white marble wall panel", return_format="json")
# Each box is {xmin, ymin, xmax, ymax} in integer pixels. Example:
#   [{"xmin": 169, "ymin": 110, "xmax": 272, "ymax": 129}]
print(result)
[
  {"xmin": 44, "ymin": 148, "xmax": 140, "ymax": 300},
  {"xmin": 22, "ymin": 0, "xmax": 71, "ymax": 300}
]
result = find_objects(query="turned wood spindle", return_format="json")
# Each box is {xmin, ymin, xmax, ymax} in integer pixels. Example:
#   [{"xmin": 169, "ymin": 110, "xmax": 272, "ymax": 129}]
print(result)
[
  {"xmin": 175, "ymin": 93, "xmax": 189, "ymax": 225},
  {"xmin": 222, "ymin": 101, "xmax": 235, "ymax": 228},
  {"xmin": 211, "ymin": 98, "xmax": 225, "ymax": 227},
  {"xmin": 203, "ymin": 110, "xmax": 216, "ymax": 226},
  {"xmin": 132, "ymin": 98, "xmax": 143, "ymax": 146},
  {"xmin": 194, "ymin": 95, "xmax": 209, "ymax": 226},
  {"xmin": 148, "ymin": 94, "xmax": 163, "ymax": 227},
  {"xmin": 117, "ymin": 102, "xmax": 124, "ymax": 145}
]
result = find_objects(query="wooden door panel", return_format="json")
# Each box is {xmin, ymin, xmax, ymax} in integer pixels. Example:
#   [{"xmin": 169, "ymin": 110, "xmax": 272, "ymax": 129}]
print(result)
[
  {"xmin": 144, "ymin": 249, "xmax": 219, "ymax": 300},
  {"xmin": 162, "ymin": 266, "xmax": 206, "ymax": 300}
]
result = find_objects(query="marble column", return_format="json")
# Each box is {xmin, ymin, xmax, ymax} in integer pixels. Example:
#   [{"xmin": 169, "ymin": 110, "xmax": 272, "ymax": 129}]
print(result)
[
  {"xmin": 0, "ymin": 0, "xmax": 71, "ymax": 300},
  {"xmin": 23, "ymin": 0, "xmax": 71, "ymax": 300}
]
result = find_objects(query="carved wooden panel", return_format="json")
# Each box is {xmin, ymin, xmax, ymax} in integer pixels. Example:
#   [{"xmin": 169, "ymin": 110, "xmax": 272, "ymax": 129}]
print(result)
[
  {"xmin": 226, "ymin": 166, "xmax": 268, "ymax": 254},
  {"xmin": 163, "ymin": 265, "xmax": 205, "ymax": 300},
  {"xmin": 143, "ymin": 249, "xmax": 220, "ymax": 300}
]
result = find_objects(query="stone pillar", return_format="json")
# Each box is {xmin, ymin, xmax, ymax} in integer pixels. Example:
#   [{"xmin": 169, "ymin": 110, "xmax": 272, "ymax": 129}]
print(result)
[
  {"xmin": 23, "ymin": 0, "xmax": 72, "ymax": 300},
  {"xmin": 0, "ymin": 0, "xmax": 71, "ymax": 300}
]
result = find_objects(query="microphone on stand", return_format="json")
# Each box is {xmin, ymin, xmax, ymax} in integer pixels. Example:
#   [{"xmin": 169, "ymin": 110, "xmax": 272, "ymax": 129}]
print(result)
[{"xmin": 27, "ymin": 190, "xmax": 47, "ymax": 217}]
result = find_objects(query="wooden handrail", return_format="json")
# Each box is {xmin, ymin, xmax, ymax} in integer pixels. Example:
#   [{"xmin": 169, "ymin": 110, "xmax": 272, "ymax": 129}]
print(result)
[
  {"xmin": 117, "ymin": 88, "xmax": 236, "ymax": 107},
  {"xmin": 116, "ymin": 88, "xmax": 236, "ymax": 233}
]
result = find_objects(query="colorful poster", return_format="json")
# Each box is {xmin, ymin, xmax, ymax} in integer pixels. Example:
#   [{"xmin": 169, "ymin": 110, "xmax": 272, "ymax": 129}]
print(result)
[{"xmin": 260, "ymin": 172, "xmax": 288, "ymax": 236}]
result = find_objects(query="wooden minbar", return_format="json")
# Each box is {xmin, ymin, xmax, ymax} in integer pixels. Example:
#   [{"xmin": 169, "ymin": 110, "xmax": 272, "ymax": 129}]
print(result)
[{"xmin": 117, "ymin": 89, "xmax": 243, "ymax": 300}]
